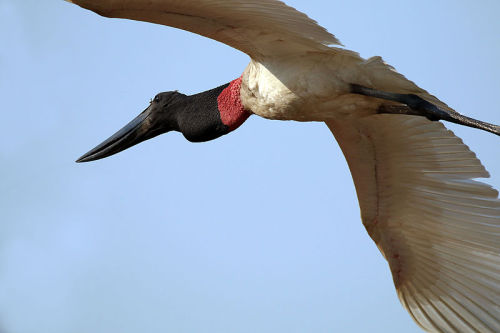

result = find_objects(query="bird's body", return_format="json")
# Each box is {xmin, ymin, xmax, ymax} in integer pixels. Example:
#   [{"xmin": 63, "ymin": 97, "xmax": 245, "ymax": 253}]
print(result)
[
  {"xmin": 67, "ymin": 0, "xmax": 500, "ymax": 332},
  {"xmin": 243, "ymin": 51, "xmax": 454, "ymax": 124},
  {"xmin": 242, "ymin": 54, "xmax": 360, "ymax": 121}
]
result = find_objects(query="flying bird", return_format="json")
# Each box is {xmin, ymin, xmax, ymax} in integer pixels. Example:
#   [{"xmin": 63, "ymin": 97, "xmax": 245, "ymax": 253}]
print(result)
[{"xmin": 67, "ymin": 0, "xmax": 500, "ymax": 331}]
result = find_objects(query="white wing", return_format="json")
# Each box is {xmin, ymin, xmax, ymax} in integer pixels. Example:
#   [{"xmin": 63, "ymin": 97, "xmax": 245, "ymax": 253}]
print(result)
[
  {"xmin": 66, "ymin": 0, "xmax": 340, "ymax": 59},
  {"xmin": 327, "ymin": 116, "xmax": 500, "ymax": 332}
]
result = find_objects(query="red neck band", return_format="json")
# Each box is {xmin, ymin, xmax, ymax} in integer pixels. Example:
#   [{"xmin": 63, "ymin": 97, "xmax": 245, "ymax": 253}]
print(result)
[{"xmin": 217, "ymin": 77, "xmax": 250, "ymax": 131}]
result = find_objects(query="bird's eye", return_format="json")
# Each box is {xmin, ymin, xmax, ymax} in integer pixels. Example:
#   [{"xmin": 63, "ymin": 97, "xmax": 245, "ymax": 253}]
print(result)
[{"xmin": 154, "ymin": 96, "xmax": 160, "ymax": 103}]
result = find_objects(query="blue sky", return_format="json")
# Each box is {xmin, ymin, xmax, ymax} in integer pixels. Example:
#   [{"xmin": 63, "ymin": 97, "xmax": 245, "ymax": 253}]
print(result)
[{"xmin": 1, "ymin": 1, "xmax": 499, "ymax": 332}]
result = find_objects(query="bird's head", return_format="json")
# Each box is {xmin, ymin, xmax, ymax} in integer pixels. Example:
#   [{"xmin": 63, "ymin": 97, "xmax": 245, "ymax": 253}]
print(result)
[
  {"xmin": 76, "ymin": 79, "xmax": 249, "ymax": 163},
  {"xmin": 76, "ymin": 90, "xmax": 184, "ymax": 162}
]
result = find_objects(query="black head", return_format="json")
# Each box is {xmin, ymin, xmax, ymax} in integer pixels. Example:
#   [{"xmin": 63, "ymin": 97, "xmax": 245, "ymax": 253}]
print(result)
[
  {"xmin": 76, "ymin": 85, "xmax": 231, "ymax": 163},
  {"xmin": 76, "ymin": 91, "xmax": 184, "ymax": 162}
]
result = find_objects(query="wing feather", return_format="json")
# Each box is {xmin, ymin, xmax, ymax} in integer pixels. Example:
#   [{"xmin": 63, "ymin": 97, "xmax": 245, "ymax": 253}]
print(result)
[
  {"xmin": 66, "ymin": 0, "xmax": 341, "ymax": 59},
  {"xmin": 327, "ymin": 115, "xmax": 500, "ymax": 332}
]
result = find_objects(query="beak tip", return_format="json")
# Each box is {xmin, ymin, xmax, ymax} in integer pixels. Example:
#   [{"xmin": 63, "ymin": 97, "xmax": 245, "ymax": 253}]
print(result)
[{"xmin": 75, "ymin": 153, "xmax": 93, "ymax": 163}]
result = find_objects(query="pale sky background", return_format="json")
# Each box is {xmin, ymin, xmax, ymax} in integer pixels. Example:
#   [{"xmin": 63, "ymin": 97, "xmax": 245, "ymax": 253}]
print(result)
[{"xmin": 1, "ymin": 1, "xmax": 499, "ymax": 332}]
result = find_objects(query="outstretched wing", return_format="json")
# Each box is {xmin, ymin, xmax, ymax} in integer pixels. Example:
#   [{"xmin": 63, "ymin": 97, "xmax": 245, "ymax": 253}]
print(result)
[
  {"xmin": 66, "ymin": 0, "xmax": 340, "ymax": 59},
  {"xmin": 327, "ymin": 115, "xmax": 500, "ymax": 332}
]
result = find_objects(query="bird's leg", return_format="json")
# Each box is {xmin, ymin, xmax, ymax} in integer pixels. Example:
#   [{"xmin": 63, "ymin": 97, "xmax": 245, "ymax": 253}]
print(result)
[{"xmin": 350, "ymin": 84, "xmax": 500, "ymax": 136}]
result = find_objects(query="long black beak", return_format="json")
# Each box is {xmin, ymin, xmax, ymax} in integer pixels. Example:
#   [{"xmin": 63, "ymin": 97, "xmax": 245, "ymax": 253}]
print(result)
[{"xmin": 76, "ymin": 107, "xmax": 163, "ymax": 163}]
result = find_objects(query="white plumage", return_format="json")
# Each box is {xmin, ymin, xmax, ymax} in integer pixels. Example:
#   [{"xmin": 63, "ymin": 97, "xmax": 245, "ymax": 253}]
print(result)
[
  {"xmin": 67, "ymin": 0, "xmax": 500, "ymax": 331},
  {"xmin": 328, "ymin": 116, "xmax": 500, "ymax": 332}
]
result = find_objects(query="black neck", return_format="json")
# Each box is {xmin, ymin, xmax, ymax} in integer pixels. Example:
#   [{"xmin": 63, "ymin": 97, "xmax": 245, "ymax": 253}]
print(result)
[{"xmin": 175, "ymin": 83, "xmax": 231, "ymax": 142}]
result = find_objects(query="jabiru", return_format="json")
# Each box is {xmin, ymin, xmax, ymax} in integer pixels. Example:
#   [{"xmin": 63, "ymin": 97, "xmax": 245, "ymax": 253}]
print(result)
[{"xmin": 67, "ymin": 1, "xmax": 500, "ymax": 331}]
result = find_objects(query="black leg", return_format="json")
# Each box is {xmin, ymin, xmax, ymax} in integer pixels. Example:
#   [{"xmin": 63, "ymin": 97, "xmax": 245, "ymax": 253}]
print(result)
[{"xmin": 350, "ymin": 84, "xmax": 500, "ymax": 136}]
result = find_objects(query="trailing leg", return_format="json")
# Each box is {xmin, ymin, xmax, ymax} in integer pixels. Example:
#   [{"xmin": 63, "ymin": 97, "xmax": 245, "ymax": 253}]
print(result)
[{"xmin": 350, "ymin": 84, "xmax": 500, "ymax": 136}]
